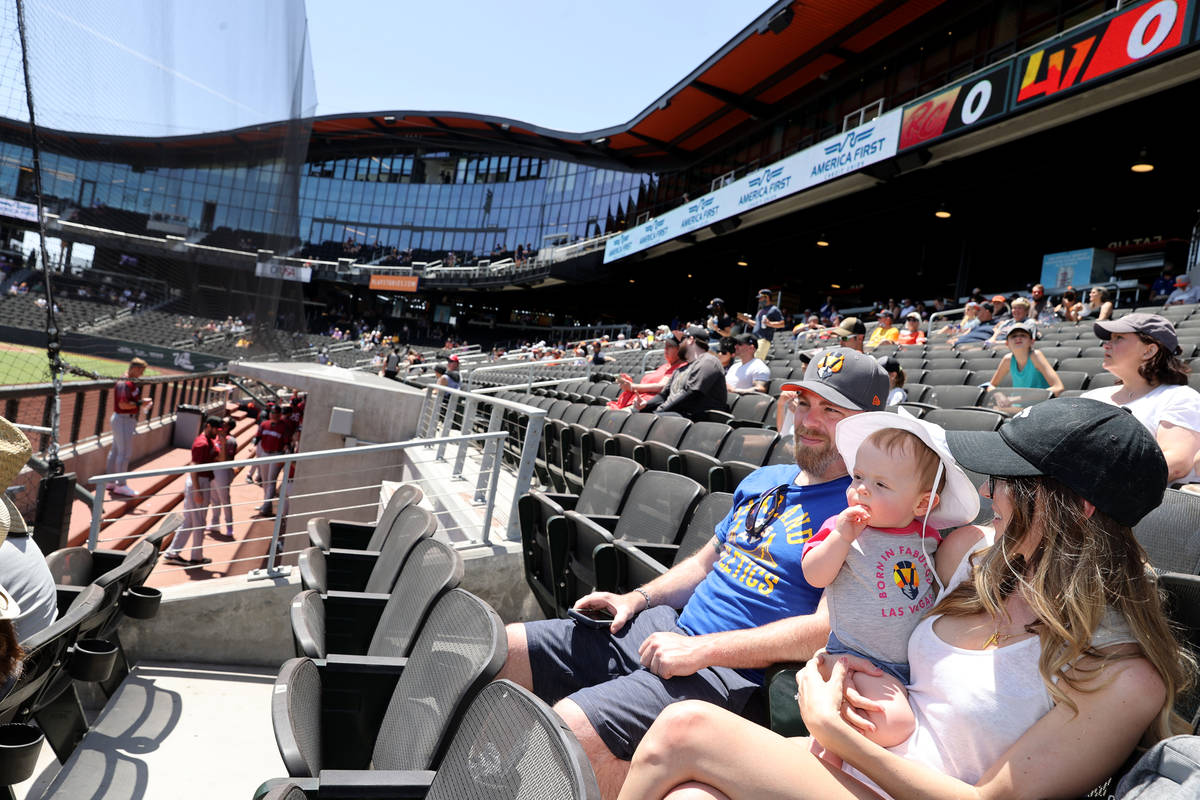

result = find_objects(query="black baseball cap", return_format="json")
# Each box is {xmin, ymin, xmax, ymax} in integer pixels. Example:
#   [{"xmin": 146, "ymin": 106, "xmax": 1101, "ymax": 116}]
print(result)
[
  {"xmin": 877, "ymin": 355, "xmax": 901, "ymax": 374},
  {"xmin": 945, "ymin": 397, "xmax": 1166, "ymax": 526},
  {"xmin": 1094, "ymin": 313, "xmax": 1181, "ymax": 356},
  {"xmin": 685, "ymin": 325, "xmax": 710, "ymax": 344},
  {"xmin": 707, "ymin": 297, "xmax": 725, "ymax": 309},
  {"xmin": 779, "ymin": 347, "xmax": 890, "ymax": 411},
  {"xmin": 757, "ymin": 288, "xmax": 773, "ymax": 298},
  {"xmin": 732, "ymin": 333, "xmax": 757, "ymax": 347}
]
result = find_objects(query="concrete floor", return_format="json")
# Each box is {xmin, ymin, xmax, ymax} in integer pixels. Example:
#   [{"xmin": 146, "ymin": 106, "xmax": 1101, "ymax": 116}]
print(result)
[{"xmin": 18, "ymin": 662, "xmax": 283, "ymax": 800}]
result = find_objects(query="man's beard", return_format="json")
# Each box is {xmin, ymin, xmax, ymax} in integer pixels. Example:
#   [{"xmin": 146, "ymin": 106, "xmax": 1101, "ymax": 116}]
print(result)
[{"xmin": 794, "ymin": 427, "xmax": 841, "ymax": 476}]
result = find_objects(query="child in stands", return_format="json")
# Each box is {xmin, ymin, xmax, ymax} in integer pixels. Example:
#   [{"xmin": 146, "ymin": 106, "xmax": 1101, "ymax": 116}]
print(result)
[{"xmin": 801, "ymin": 412, "xmax": 978, "ymax": 763}]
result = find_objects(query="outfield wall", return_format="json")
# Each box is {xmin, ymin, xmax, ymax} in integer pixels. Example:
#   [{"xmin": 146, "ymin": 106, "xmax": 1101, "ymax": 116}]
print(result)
[{"xmin": 0, "ymin": 325, "xmax": 227, "ymax": 375}]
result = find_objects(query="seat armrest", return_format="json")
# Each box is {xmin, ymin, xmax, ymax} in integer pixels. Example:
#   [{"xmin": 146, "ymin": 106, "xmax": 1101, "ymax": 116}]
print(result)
[
  {"xmin": 615, "ymin": 540, "xmax": 679, "ymax": 568},
  {"xmin": 253, "ymin": 778, "xmax": 319, "ymax": 800},
  {"xmin": 322, "ymin": 590, "xmax": 390, "ymax": 611},
  {"xmin": 582, "ymin": 514, "xmax": 619, "ymax": 532},
  {"xmin": 539, "ymin": 493, "xmax": 579, "ymax": 511},
  {"xmin": 326, "ymin": 519, "xmax": 375, "ymax": 550},
  {"xmin": 320, "ymin": 654, "xmax": 408, "ymax": 675},
  {"xmin": 316, "ymin": 769, "xmax": 436, "ymax": 797},
  {"xmin": 703, "ymin": 410, "xmax": 734, "ymax": 424},
  {"xmin": 766, "ymin": 662, "xmax": 809, "ymax": 737},
  {"xmin": 564, "ymin": 511, "xmax": 617, "ymax": 544},
  {"xmin": 728, "ymin": 419, "xmax": 766, "ymax": 429}
]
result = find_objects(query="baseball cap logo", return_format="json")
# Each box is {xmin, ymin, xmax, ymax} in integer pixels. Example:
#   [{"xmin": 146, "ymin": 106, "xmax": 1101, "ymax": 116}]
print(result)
[
  {"xmin": 872, "ymin": 394, "xmax": 881, "ymax": 406},
  {"xmin": 816, "ymin": 353, "xmax": 844, "ymax": 379}
]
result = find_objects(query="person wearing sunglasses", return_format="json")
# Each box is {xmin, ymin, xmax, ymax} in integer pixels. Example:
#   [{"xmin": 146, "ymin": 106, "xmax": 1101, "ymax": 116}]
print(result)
[
  {"xmin": 496, "ymin": 346, "xmax": 889, "ymax": 799},
  {"xmin": 619, "ymin": 398, "xmax": 1190, "ymax": 800}
]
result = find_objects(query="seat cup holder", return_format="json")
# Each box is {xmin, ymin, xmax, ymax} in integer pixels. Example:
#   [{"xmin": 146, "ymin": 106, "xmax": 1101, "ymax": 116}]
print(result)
[
  {"xmin": 121, "ymin": 586, "xmax": 162, "ymax": 620},
  {"xmin": 67, "ymin": 638, "xmax": 119, "ymax": 682},
  {"xmin": 0, "ymin": 723, "xmax": 44, "ymax": 785}
]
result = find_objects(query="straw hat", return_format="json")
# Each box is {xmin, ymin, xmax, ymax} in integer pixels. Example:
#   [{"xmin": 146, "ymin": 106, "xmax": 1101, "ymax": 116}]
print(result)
[{"xmin": 0, "ymin": 416, "xmax": 33, "ymax": 543}]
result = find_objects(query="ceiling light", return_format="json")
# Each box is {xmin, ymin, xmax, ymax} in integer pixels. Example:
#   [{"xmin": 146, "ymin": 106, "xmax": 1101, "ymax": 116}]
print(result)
[
  {"xmin": 935, "ymin": 203, "xmax": 951, "ymax": 219},
  {"xmin": 736, "ymin": 260, "xmax": 748, "ymax": 267},
  {"xmin": 628, "ymin": 279, "xmax": 635, "ymax": 283},
  {"xmin": 1131, "ymin": 148, "xmax": 1154, "ymax": 173},
  {"xmin": 816, "ymin": 235, "xmax": 830, "ymax": 247},
  {"xmin": 831, "ymin": 284, "xmax": 841, "ymax": 289}
]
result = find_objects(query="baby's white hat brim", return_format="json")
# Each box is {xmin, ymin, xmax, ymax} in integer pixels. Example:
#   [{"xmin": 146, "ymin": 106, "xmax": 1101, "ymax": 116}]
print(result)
[{"xmin": 835, "ymin": 410, "xmax": 980, "ymax": 529}]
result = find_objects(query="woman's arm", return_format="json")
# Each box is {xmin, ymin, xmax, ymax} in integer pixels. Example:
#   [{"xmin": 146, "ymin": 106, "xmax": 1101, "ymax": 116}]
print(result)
[
  {"xmin": 1098, "ymin": 301, "xmax": 1114, "ymax": 321},
  {"xmin": 804, "ymin": 653, "xmax": 1164, "ymax": 800},
  {"xmin": 1031, "ymin": 350, "xmax": 1065, "ymax": 396},
  {"xmin": 934, "ymin": 525, "xmax": 985, "ymax": 586},
  {"xmin": 1156, "ymin": 420, "xmax": 1200, "ymax": 482},
  {"xmin": 987, "ymin": 355, "xmax": 1011, "ymax": 388}
]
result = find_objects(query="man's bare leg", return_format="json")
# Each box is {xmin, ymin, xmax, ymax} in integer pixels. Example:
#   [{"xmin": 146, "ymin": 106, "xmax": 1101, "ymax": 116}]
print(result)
[
  {"xmin": 554, "ymin": 698, "xmax": 630, "ymax": 800},
  {"xmin": 495, "ymin": 622, "xmax": 533, "ymax": 688}
]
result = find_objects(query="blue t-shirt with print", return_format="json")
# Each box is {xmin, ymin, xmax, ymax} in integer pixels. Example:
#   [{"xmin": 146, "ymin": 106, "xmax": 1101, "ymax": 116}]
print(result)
[{"xmin": 678, "ymin": 464, "xmax": 851, "ymax": 650}]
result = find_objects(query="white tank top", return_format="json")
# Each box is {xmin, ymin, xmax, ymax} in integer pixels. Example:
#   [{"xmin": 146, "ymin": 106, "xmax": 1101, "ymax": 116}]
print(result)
[{"xmin": 845, "ymin": 531, "xmax": 1134, "ymax": 794}]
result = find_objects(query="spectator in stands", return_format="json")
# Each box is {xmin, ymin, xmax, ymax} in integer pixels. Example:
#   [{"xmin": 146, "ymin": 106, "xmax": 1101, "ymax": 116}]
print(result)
[
  {"xmin": 1150, "ymin": 270, "xmax": 1175, "ymax": 304},
  {"xmin": 610, "ymin": 333, "xmax": 686, "ymax": 410},
  {"xmin": 106, "ymin": 357, "xmax": 153, "ymax": 498},
  {"xmin": 163, "ymin": 416, "xmax": 221, "ymax": 566},
  {"xmin": 1029, "ymin": 283, "xmax": 1056, "ymax": 323},
  {"xmin": 896, "ymin": 313, "xmax": 926, "ymax": 346},
  {"xmin": 793, "ymin": 315, "xmax": 825, "ymax": 347},
  {"xmin": 1082, "ymin": 313, "xmax": 1200, "ymax": 482},
  {"xmin": 382, "ymin": 346, "xmax": 400, "ymax": 380},
  {"xmin": 433, "ymin": 364, "xmax": 460, "ymax": 390},
  {"xmin": 950, "ymin": 302, "xmax": 997, "ymax": 347},
  {"xmin": 936, "ymin": 301, "xmax": 979, "ymax": 335},
  {"xmin": 987, "ymin": 322, "xmax": 1064, "ymax": 396},
  {"xmin": 865, "ymin": 310, "xmax": 899, "ymax": 349},
  {"xmin": 1055, "ymin": 288, "xmax": 1080, "ymax": 321},
  {"xmin": 819, "ymin": 296, "xmax": 837, "ymax": 323},
  {"xmin": 0, "ymin": 417, "xmax": 58, "ymax": 640},
  {"xmin": 878, "ymin": 356, "xmax": 907, "ymax": 405},
  {"xmin": 827, "ymin": 317, "xmax": 865, "ymax": 352},
  {"xmin": 737, "ymin": 289, "xmax": 786, "ymax": 360},
  {"xmin": 207, "ymin": 417, "xmax": 237, "ymax": 540},
  {"xmin": 706, "ymin": 298, "xmax": 733, "ymax": 338},
  {"xmin": 725, "ymin": 333, "xmax": 770, "ymax": 394},
  {"xmin": 1166, "ymin": 274, "xmax": 1200, "ymax": 306},
  {"xmin": 713, "ymin": 336, "xmax": 736, "ymax": 371},
  {"xmin": 1075, "ymin": 287, "xmax": 1114, "ymax": 320},
  {"xmin": 987, "ymin": 297, "xmax": 1036, "ymax": 344},
  {"xmin": 498, "ymin": 347, "xmax": 888, "ymax": 798},
  {"xmin": 618, "ymin": 398, "xmax": 1186, "ymax": 800},
  {"xmin": 642, "ymin": 326, "xmax": 727, "ymax": 420}
]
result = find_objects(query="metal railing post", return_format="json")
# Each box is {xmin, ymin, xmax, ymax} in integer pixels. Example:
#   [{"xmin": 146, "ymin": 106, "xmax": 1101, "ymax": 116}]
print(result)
[
  {"xmin": 507, "ymin": 410, "xmax": 545, "ymax": 540},
  {"xmin": 257, "ymin": 457, "xmax": 291, "ymax": 578},
  {"xmin": 436, "ymin": 392, "xmax": 460, "ymax": 461},
  {"xmin": 479, "ymin": 432, "xmax": 506, "ymax": 545},
  {"xmin": 452, "ymin": 396, "xmax": 476, "ymax": 479},
  {"xmin": 474, "ymin": 406, "xmax": 503, "ymax": 503},
  {"xmin": 88, "ymin": 479, "xmax": 105, "ymax": 550}
]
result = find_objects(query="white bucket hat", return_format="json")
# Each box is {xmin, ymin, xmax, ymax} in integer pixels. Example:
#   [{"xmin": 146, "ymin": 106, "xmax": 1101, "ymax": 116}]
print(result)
[
  {"xmin": 834, "ymin": 411, "xmax": 980, "ymax": 529},
  {"xmin": 0, "ymin": 416, "xmax": 33, "ymax": 545}
]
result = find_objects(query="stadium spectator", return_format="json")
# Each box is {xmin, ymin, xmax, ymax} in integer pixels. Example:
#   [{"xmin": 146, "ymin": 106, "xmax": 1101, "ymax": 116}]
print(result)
[
  {"xmin": 1029, "ymin": 283, "xmax": 1056, "ymax": 323},
  {"xmin": 990, "ymin": 294, "xmax": 1009, "ymax": 319},
  {"xmin": 936, "ymin": 301, "xmax": 980, "ymax": 335},
  {"xmin": 1074, "ymin": 286, "xmax": 1114, "ymax": 320},
  {"xmin": 988, "ymin": 297, "xmax": 1037, "ymax": 344},
  {"xmin": 106, "ymin": 357, "xmax": 153, "ymax": 497},
  {"xmin": 163, "ymin": 415, "xmax": 221, "ymax": 566},
  {"xmin": 1082, "ymin": 314, "xmax": 1200, "ymax": 482},
  {"xmin": 896, "ymin": 313, "xmax": 925, "ymax": 346},
  {"xmin": 642, "ymin": 326, "xmax": 727, "ymax": 421},
  {"xmin": 1055, "ymin": 288, "xmax": 1080, "ymax": 321},
  {"xmin": 737, "ymin": 289, "xmax": 786, "ymax": 360},
  {"xmin": 610, "ymin": 333, "xmax": 685, "ymax": 410},
  {"xmin": 433, "ymin": 364, "xmax": 460, "ymax": 389},
  {"xmin": 706, "ymin": 298, "xmax": 733, "ymax": 338},
  {"xmin": 207, "ymin": 417, "xmax": 237, "ymax": 540},
  {"xmin": 865, "ymin": 310, "xmax": 899, "ymax": 349},
  {"xmin": 497, "ymin": 347, "xmax": 888, "ymax": 798},
  {"xmin": 1166, "ymin": 274, "xmax": 1200, "ymax": 305},
  {"xmin": 713, "ymin": 336, "xmax": 736, "ymax": 371},
  {"xmin": 878, "ymin": 356, "xmax": 907, "ymax": 405},
  {"xmin": 950, "ymin": 302, "xmax": 997, "ymax": 347},
  {"xmin": 819, "ymin": 295, "xmax": 837, "ymax": 323},
  {"xmin": 1149, "ymin": 270, "xmax": 1175, "ymax": 304},
  {"xmin": 382, "ymin": 346, "xmax": 400, "ymax": 380},
  {"xmin": 987, "ymin": 322, "xmax": 1064, "ymax": 396},
  {"xmin": 618, "ymin": 398, "xmax": 1184, "ymax": 800},
  {"xmin": 827, "ymin": 317, "xmax": 865, "ymax": 352},
  {"xmin": 0, "ymin": 417, "xmax": 58, "ymax": 640},
  {"xmin": 726, "ymin": 333, "xmax": 770, "ymax": 394}
]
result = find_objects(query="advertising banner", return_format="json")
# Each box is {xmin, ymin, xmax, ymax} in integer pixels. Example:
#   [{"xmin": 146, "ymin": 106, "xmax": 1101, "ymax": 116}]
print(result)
[
  {"xmin": 369, "ymin": 274, "xmax": 420, "ymax": 292},
  {"xmin": 604, "ymin": 109, "xmax": 902, "ymax": 263},
  {"xmin": 899, "ymin": 63, "xmax": 1013, "ymax": 150},
  {"xmin": 0, "ymin": 197, "xmax": 39, "ymax": 223},
  {"xmin": 255, "ymin": 261, "xmax": 312, "ymax": 283},
  {"xmin": 1039, "ymin": 248, "xmax": 1116, "ymax": 290},
  {"xmin": 1013, "ymin": 0, "xmax": 1193, "ymax": 108}
]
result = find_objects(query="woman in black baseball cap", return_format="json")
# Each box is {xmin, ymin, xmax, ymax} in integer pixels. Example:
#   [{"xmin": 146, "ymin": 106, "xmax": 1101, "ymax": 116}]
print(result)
[{"xmin": 619, "ymin": 397, "xmax": 1191, "ymax": 800}]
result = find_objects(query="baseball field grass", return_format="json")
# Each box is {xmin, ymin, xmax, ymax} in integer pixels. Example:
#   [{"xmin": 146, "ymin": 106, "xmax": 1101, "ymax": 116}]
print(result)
[{"xmin": 0, "ymin": 342, "xmax": 167, "ymax": 386}]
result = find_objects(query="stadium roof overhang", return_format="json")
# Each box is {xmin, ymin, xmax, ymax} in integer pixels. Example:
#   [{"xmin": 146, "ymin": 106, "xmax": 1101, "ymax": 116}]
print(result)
[{"xmin": 0, "ymin": 0, "xmax": 952, "ymax": 172}]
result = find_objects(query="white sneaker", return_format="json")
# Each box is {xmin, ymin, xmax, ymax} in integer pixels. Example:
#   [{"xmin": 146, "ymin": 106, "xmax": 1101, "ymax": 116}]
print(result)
[{"xmin": 110, "ymin": 485, "xmax": 137, "ymax": 498}]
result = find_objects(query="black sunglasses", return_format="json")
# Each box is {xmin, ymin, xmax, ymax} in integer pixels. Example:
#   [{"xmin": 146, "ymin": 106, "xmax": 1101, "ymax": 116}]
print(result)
[{"xmin": 744, "ymin": 483, "xmax": 791, "ymax": 542}]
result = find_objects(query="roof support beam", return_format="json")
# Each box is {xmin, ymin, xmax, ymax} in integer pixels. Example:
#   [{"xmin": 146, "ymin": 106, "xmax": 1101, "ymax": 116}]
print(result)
[{"xmin": 691, "ymin": 80, "xmax": 773, "ymax": 120}]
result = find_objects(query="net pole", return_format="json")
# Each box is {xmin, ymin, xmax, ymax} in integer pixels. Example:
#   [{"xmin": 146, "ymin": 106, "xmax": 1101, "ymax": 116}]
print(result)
[{"xmin": 15, "ymin": 0, "xmax": 63, "ymax": 469}]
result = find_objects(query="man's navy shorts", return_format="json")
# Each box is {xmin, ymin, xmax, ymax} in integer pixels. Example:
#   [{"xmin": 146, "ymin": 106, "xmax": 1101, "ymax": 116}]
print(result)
[{"xmin": 525, "ymin": 605, "xmax": 759, "ymax": 760}]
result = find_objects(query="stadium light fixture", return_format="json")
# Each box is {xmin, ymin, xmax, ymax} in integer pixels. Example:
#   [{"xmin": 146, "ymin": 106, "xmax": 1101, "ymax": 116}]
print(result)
[
  {"xmin": 736, "ymin": 259, "xmax": 748, "ymax": 266},
  {"xmin": 831, "ymin": 284, "xmax": 841, "ymax": 289},
  {"xmin": 934, "ymin": 203, "xmax": 951, "ymax": 219},
  {"xmin": 816, "ymin": 234, "xmax": 830, "ymax": 247},
  {"xmin": 1130, "ymin": 148, "xmax": 1154, "ymax": 173}
]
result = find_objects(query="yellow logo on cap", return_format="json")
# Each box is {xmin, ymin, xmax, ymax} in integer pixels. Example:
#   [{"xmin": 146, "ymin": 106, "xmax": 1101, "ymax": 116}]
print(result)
[{"xmin": 816, "ymin": 353, "xmax": 844, "ymax": 379}]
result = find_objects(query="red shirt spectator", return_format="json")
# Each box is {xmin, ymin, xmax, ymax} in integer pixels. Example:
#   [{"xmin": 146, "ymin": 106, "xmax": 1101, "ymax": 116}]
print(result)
[
  {"xmin": 191, "ymin": 428, "xmax": 220, "ymax": 480},
  {"xmin": 258, "ymin": 410, "xmax": 290, "ymax": 455}
]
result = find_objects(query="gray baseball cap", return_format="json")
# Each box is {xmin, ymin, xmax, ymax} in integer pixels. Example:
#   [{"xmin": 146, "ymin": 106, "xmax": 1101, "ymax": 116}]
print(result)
[
  {"xmin": 779, "ymin": 347, "xmax": 890, "ymax": 411},
  {"xmin": 1093, "ymin": 313, "xmax": 1180, "ymax": 355}
]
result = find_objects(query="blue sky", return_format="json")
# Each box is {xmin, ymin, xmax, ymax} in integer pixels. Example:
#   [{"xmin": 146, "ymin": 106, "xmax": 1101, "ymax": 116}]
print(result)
[{"xmin": 305, "ymin": 0, "xmax": 770, "ymax": 132}]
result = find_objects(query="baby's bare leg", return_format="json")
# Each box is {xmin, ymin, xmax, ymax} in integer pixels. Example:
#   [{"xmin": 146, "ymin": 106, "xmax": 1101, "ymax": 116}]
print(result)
[{"xmin": 847, "ymin": 671, "xmax": 914, "ymax": 748}]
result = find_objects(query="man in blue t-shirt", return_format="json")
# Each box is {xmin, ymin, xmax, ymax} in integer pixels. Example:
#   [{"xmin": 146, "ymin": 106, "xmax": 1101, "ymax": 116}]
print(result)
[
  {"xmin": 497, "ymin": 347, "xmax": 889, "ymax": 798},
  {"xmin": 738, "ymin": 288, "xmax": 787, "ymax": 361}
]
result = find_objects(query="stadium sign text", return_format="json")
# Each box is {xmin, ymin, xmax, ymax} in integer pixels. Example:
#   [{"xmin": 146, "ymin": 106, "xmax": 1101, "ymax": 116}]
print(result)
[
  {"xmin": 254, "ymin": 262, "xmax": 312, "ymax": 283},
  {"xmin": 0, "ymin": 197, "xmax": 39, "ymax": 224}
]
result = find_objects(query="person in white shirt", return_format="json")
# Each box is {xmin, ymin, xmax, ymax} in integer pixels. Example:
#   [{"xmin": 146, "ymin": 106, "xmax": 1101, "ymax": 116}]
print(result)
[
  {"xmin": 725, "ymin": 333, "xmax": 770, "ymax": 394},
  {"xmin": 1166, "ymin": 274, "xmax": 1200, "ymax": 305}
]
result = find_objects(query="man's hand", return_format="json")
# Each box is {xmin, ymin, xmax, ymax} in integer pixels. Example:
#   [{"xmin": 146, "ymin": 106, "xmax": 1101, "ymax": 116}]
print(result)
[
  {"xmin": 574, "ymin": 591, "xmax": 644, "ymax": 634},
  {"xmin": 638, "ymin": 631, "xmax": 707, "ymax": 679}
]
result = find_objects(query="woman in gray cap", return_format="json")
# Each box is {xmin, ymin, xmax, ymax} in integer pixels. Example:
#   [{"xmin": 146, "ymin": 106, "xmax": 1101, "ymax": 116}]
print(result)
[
  {"xmin": 1082, "ymin": 312, "xmax": 1200, "ymax": 482},
  {"xmin": 618, "ymin": 398, "xmax": 1191, "ymax": 800}
]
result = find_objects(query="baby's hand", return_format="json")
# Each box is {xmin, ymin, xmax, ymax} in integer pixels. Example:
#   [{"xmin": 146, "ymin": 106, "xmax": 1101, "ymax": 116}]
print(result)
[{"xmin": 835, "ymin": 505, "xmax": 871, "ymax": 541}]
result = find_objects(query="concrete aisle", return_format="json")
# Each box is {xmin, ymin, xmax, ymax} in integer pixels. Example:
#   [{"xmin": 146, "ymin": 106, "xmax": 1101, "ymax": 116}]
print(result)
[{"xmin": 19, "ymin": 662, "xmax": 283, "ymax": 800}]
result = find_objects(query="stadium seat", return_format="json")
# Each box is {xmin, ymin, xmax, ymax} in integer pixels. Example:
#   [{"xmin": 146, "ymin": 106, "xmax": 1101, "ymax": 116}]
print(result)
[
  {"xmin": 1058, "ymin": 357, "xmax": 1104, "ymax": 373},
  {"xmin": 297, "ymin": 507, "xmax": 437, "ymax": 594},
  {"xmin": 290, "ymin": 538, "xmax": 463, "ymax": 659},
  {"xmin": 767, "ymin": 434, "xmax": 795, "ymax": 465},
  {"xmin": 1054, "ymin": 371, "xmax": 1090, "ymax": 391},
  {"xmin": 923, "ymin": 407, "xmax": 1005, "ymax": 432},
  {"xmin": 1133, "ymin": 489, "xmax": 1200, "ymax": 575},
  {"xmin": 1039, "ymin": 346, "xmax": 1082, "ymax": 360},
  {"xmin": 627, "ymin": 414, "xmax": 691, "ymax": 467},
  {"xmin": 1157, "ymin": 573, "xmax": 1200, "ymax": 732},
  {"xmin": 1086, "ymin": 372, "xmax": 1118, "ymax": 388},
  {"xmin": 594, "ymin": 493, "xmax": 735, "ymax": 595},
  {"xmin": 730, "ymin": 393, "xmax": 774, "ymax": 428},
  {"xmin": 268, "ymin": 589, "xmax": 505, "ymax": 784},
  {"xmin": 922, "ymin": 369, "xmax": 970, "ymax": 386},
  {"xmin": 925, "ymin": 385, "xmax": 985, "ymax": 408},
  {"xmin": 636, "ymin": 421, "xmax": 730, "ymax": 473},
  {"xmin": 519, "ymin": 455, "xmax": 643, "ymax": 618},
  {"xmin": 924, "ymin": 358, "xmax": 964, "ymax": 371},
  {"xmin": 981, "ymin": 387, "xmax": 1052, "ymax": 413},
  {"xmin": 903, "ymin": 383, "xmax": 932, "ymax": 403},
  {"xmin": 557, "ymin": 471, "xmax": 704, "ymax": 606},
  {"xmin": 306, "ymin": 484, "xmax": 423, "ymax": 551},
  {"xmin": 604, "ymin": 413, "xmax": 658, "ymax": 460}
]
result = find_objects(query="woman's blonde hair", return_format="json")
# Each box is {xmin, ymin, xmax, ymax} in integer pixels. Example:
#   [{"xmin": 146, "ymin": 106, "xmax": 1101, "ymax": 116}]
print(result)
[{"xmin": 933, "ymin": 476, "xmax": 1193, "ymax": 742}]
